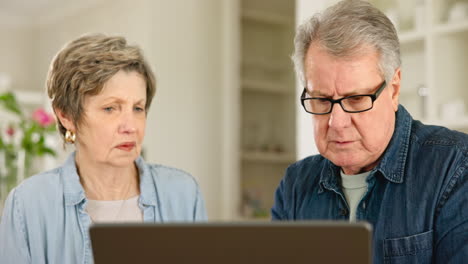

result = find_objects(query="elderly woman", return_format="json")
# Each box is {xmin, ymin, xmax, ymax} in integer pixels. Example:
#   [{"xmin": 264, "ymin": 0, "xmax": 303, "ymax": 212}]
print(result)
[{"xmin": 0, "ymin": 34, "xmax": 206, "ymax": 263}]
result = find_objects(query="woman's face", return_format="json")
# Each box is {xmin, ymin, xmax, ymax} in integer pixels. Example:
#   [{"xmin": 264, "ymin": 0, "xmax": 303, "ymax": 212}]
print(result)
[{"xmin": 75, "ymin": 70, "xmax": 147, "ymax": 167}]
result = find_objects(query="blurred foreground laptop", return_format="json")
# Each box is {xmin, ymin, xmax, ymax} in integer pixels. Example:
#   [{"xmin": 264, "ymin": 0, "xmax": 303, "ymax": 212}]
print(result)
[{"xmin": 90, "ymin": 221, "xmax": 372, "ymax": 264}]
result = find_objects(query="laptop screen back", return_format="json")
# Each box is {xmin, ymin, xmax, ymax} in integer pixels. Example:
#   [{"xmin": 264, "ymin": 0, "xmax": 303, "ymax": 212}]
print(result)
[{"xmin": 90, "ymin": 221, "xmax": 372, "ymax": 264}]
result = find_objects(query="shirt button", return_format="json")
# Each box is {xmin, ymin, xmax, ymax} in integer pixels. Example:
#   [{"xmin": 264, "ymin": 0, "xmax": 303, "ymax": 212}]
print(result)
[
  {"xmin": 362, "ymin": 202, "xmax": 366, "ymax": 209},
  {"xmin": 340, "ymin": 209, "xmax": 348, "ymax": 216}
]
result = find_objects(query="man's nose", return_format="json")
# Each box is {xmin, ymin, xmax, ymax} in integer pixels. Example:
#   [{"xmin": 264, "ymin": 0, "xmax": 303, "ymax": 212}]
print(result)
[{"xmin": 328, "ymin": 103, "xmax": 352, "ymax": 129}]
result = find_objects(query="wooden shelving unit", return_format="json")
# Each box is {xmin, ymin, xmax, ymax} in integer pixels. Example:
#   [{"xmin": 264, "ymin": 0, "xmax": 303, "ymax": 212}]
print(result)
[{"xmin": 239, "ymin": 0, "xmax": 296, "ymax": 220}]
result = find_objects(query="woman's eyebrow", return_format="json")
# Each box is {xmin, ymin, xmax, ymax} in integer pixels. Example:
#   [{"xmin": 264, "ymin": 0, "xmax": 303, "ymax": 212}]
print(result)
[{"xmin": 100, "ymin": 97, "xmax": 146, "ymax": 104}]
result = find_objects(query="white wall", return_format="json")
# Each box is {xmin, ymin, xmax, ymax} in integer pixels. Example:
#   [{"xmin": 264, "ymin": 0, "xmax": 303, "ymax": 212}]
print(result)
[
  {"xmin": 144, "ymin": 0, "xmax": 224, "ymax": 220},
  {"xmin": 34, "ymin": 0, "xmax": 153, "ymax": 92},
  {"xmin": 2, "ymin": 0, "xmax": 228, "ymax": 219},
  {"xmin": 0, "ymin": 23, "xmax": 35, "ymax": 93},
  {"xmin": 295, "ymin": 0, "xmax": 322, "ymax": 160}
]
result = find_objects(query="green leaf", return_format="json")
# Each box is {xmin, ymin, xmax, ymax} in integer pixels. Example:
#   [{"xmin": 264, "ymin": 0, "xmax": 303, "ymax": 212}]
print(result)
[
  {"xmin": 0, "ymin": 92, "xmax": 23, "ymax": 116},
  {"xmin": 39, "ymin": 146, "xmax": 56, "ymax": 157}
]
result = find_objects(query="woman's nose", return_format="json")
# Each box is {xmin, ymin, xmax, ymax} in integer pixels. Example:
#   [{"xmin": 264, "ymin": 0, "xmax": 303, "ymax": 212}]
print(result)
[{"xmin": 118, "ymin": 111, "xmax": 137, "ymax": 134}]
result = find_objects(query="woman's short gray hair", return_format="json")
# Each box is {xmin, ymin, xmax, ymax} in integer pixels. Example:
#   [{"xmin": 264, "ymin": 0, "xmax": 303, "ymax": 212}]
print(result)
[
  {"xmin": 292, "ymin": 0, "xmax": 401, "ymax": 85},
  {"xmin": 47, "ymin": 34, "xmax": 156, "ymax": 142}
]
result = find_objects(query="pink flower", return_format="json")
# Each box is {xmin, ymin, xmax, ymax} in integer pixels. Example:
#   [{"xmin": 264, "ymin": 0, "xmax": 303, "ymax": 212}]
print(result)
[
  {"xmin": 32, "ymin": 108, "xmax": 55, "ymax": 127},
  {"xmin": 6, "ymin": 126, "xmax": 15, "ymax": 137}
]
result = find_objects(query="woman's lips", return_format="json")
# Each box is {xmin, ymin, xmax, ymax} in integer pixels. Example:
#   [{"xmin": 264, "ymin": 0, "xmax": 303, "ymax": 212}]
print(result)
[{"xmin": 116, "ymin": 142, "xmax": 136, "ymax": 152}]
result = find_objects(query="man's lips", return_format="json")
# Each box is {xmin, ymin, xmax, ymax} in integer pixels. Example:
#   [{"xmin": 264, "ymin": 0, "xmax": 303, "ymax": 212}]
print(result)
[
  {"xmin": 116, "ymin": 142, "xmax": 136, "ymax": 151},
  {"xmin": 330, "ymin": 140, "xmax": 354, "ymax": 145}
]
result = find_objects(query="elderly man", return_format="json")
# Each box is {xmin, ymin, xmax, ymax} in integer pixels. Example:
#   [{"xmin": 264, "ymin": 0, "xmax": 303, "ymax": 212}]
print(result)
[{"xmin": 271, "ymin": 1, "xmax": 467, "ymax": 263}]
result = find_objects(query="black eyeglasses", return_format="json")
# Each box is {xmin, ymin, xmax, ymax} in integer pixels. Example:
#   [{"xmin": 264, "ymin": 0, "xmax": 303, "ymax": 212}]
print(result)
[{"xmin": 300, "ymin": 81, "xmax": 387, "ymax": 115}]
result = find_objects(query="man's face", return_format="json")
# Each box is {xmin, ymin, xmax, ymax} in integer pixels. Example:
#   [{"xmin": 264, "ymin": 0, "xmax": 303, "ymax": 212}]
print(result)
[{"xmin": 304, "ymin": 44, "xmax": 400, "ymax": 175}]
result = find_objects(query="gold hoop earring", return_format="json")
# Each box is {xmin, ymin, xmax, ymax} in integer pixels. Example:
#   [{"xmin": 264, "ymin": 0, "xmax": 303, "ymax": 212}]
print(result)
[{"xmin": 65, "ymin": 130, "xmax": 76, "ymax": 144}]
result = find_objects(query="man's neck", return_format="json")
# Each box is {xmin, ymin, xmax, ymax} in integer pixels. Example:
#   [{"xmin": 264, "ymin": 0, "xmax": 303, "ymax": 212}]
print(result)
[{"xmin": 341, "ymin": 161, "xmax": 377, "ymax": 175}]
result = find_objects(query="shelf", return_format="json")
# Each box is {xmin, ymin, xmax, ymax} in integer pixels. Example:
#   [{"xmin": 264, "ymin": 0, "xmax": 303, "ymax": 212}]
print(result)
[
  {"xmin": 399, "ymin": 30, "xmax": 425, "ymax": 45},
  {"xmin": 242, "ymin": 79, "xmax": 291, "ymax": 94},
  {"xmin": 241, "ymin": 9, "xmax": 292, "ymax": 26},
  {"xmin": 242, "ymin": 151, "xmax": 296, "ymax": 163},
  {"xmin": 242, "ymin": 59, "xmax": 289, "ymax": 73},
  {"xmin": 435, "ymin": 20, "xmax": 468, "ymax": 36},
  {"xmin": 238, "ymin": 0, "xmax": 296, "ymax": 224}
]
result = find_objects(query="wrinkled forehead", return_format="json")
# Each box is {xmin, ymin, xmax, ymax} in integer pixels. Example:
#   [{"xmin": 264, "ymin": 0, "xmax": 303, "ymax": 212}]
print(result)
[{"xmin": 304, "ymin": 44, "xmax": 382, "ymax": 95}]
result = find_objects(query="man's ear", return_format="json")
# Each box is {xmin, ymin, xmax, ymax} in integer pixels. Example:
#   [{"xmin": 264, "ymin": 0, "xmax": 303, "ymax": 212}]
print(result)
[
  {"xmin": 390, "ymin": 68, "xmax": 401, "ymax": 112},
  {"xmin": 55, "ymin": 108, "xmax": 75, "ymax": 131}
]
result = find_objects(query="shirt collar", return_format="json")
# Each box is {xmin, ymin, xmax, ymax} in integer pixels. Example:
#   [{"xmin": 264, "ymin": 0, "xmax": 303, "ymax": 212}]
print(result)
[
  {"xmin": 135, "ymin": 156, "xmax": 158, "ymax": 206},
  {"xmin": 375, "ymin": 105, "xmax": 412, "ymax": 183},
  {"xmin": 319, "ymin": 105, "xmax": 412, "ymax": 186},
  {"xmin": 62, "ymin": 152, "xmax": 86, "ymax": 206},
  {"xmin": 62, "ymin": 152, "xmax": 158, "ymax": 206}
]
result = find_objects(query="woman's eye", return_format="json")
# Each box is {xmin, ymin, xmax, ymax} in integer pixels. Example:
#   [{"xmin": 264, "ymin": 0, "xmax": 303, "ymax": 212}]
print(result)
[
  {"xmin": 134, "ymin": 107, "xmax": 144, "ymax": 112},
  {"xmin": 103, "ymin": 107, "xmax": 114, "ymax": 112}
]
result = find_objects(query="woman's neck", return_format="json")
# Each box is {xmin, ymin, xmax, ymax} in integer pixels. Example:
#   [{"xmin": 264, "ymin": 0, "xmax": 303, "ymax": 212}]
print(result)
[{"xmin": 75, "ymin": 151, "xmax": 140, "ymax": 200}]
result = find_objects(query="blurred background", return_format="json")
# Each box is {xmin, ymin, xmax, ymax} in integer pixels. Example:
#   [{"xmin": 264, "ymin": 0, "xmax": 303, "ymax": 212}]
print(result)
[{"xmin": 0, "ymin": 0, "xmax": 467, "ymax": 220}]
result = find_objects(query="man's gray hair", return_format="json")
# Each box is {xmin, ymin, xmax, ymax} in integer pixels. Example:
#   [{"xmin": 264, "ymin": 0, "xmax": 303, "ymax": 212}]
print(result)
[{"xmin": 292, "ymin": 0, "xmax": 401, "ymax": 85}]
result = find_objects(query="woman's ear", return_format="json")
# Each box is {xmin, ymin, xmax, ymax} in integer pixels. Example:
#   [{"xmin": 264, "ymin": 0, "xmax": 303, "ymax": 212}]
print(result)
[{"xmin": 55, "ymin": 108, "xmax": 76, "ymax": 131}]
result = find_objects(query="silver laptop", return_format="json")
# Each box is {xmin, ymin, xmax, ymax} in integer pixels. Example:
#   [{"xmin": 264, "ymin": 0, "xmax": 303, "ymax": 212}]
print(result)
[{"xmin": 90, "ymin": 221, "xmax": 372, "ymax": 264}]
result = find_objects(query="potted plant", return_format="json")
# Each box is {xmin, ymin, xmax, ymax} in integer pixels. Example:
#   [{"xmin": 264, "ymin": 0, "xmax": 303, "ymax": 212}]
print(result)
[{"xmin": 0, "ymin": 92, "xmax": 56, "ymax": 204}]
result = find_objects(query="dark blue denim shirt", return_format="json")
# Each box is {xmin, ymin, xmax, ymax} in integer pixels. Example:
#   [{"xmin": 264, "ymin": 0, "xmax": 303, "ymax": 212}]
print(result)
[{"xmin": 272, "ymin": 105, "xmax": 467, "ymax": 264}]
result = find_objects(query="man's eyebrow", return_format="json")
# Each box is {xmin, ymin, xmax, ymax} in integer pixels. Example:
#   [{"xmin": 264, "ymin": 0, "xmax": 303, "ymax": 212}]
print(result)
[
  {"xmin": 306, "ymin": 85, "xmax": 376, "ymax": 98},
  {"xmin": 307, "ymin": 90, "xmax": 329, "ymax": 97}
]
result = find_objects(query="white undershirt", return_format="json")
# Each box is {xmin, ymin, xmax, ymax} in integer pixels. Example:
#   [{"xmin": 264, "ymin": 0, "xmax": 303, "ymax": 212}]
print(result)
[
  {"xmin": 340, "ymin": 171, "xmax": 370, "ymax": 222},
  {"xmin": 86, "ymin": 195, "xmax": 143, "ymax": 223}
]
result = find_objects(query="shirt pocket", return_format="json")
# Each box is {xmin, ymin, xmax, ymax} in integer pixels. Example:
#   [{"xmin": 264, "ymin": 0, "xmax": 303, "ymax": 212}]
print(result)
[{"xmin": 383, "ymin": 230, "xmax": 433, "ymax": 264}]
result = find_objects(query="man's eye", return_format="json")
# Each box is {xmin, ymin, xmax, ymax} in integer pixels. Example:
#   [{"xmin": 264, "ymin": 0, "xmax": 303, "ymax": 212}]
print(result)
[
  {"xmin": 103, "ymin": 107, "xmax": 114, "ymax": 112},
  {"xmin": 134, "ymin": 107, "xmax": 145, "ymax": 112},
  {"xmin": 315, "ymin": 98, "xmax": 330, "ymax": 103},
  {"xmin": 349, "ymin": 96, "xmax": 365, "ymax": 102}
]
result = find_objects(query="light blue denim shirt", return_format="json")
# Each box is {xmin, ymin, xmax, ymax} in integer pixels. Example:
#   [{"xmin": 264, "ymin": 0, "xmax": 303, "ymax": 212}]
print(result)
[{"xmin": 0, "ymin": 153, "xmax": 207, "ymax": 264}]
